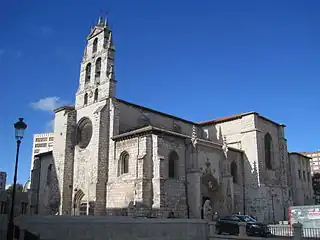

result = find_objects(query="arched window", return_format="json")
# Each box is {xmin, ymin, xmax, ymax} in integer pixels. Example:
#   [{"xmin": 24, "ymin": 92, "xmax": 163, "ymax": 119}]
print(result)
[
  {"xmin": 85, "ymin": 63, "xmax": 91, "ymax": 83},
  {"xmin": 95, "ymin": 58, "xmax": 101, "ymax": 79},
  {"xmin": 230, "ymin": 161, "xmax": 237, "ymax": 183},
  {"xmin": 92, "ymin": 38, "xmax": 98, "ymax": 54},
  {"xmin": 168, "ymin": 151, "xmax": 179, "ymax": 179},
  {"xmin": 76, "ymin": 117, "xmax": 93, "ymax": 149},
  {"xmin": 119, "ymin": 151, "xmax": 129, "ymax": 175},
  {"xmin": 84, "ymin": 93, "xmax": 88, "ymax": 105},
  {"xmin": 94, "ymin": 89, "xmax": 98, "ymax": 102},
  {"xmin": 264, "ymin": 133, "xmax": 273, "ymax": 170}
]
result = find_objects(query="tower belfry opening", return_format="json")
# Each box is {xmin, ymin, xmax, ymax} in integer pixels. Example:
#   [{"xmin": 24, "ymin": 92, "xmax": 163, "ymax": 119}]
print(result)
[{"xmin": 75, "ymin": 15, "xmax": 116, "ymax": 110}]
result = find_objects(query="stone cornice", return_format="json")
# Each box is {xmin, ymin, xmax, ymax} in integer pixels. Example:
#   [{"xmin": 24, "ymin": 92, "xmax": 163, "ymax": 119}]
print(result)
[
  {"xmin": 240, "ymin": 128, "xmax": 263, "ymax": 134},
  {"xmin": 112, "ymin": 126, "xmax": 244, "ymax": 153},
  {"xmin": 53, "ymin": 106, "xmax": 75, "ymax": 114},
  {"xmin": 111, "ymin": 126, "xmax": 185, "ymax": 141}
]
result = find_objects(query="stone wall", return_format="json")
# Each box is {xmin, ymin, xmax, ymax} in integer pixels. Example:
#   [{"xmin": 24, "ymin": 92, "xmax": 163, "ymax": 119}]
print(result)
[
  {"xmin": 30, "ymin": 153, "xmax": 59, "ymax": 215},
  {"xmin": 13, "ymin": 216, "xmax": 303, "ymax": 240},
  {"xmin": 202, "ymin": 113, "xmax": 290, "ymax": 223},
  {"xmin": 255, "ymin": 117, "xmax": 290, "ymax": 222},
  {"xmin": 53, "ymin": 107, "xmax": 76, "ymax": 215},
  {"xmin": 227, "ymin": 150, "xmax": 245, "ymax": 215},
  {"xmin": 72, "ymin": 101, "xmax": 107, "ymax": 204},
  {"xmin": 107, "ymin": 136, "xmax": 148, "ymax": 213},
  {"xmin": 14, "ymin": 216, "xmax": 208, "ymax": 240},
  {"xmin": 157, "ymin": 135, "xmax": 187, "ymax": 218}
]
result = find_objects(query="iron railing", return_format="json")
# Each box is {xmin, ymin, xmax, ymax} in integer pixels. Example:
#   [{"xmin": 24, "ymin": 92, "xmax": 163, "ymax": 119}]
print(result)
[
  {"xmin": 268, "ymin": 225, "xmax": 320, "ymax": 238},
  {"xmin": 268, "ymin": 225, "xmax": 293, "ymax": 237},
  {"xmin": 303, "ymin": 228, "xmax": 320, "ymax": 239}
]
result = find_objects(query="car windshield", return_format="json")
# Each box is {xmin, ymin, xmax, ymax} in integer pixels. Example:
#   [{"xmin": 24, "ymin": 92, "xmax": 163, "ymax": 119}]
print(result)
[{"xmin": 236, "ymin": 215, "xmax": 257, "ymax": 222}]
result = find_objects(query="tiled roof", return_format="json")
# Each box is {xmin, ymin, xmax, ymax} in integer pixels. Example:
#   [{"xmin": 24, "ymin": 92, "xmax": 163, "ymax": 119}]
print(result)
[
  {"xmin": 198, "ymin": 112, "xmax": 254, "ymax": 125},
  {"xmin": 289, "ymin": 152, "xmax": 312, "ymax": 159}
]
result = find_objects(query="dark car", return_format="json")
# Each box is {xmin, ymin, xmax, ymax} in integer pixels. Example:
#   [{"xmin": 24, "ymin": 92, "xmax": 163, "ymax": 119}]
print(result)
[{"xmin": 216, "ymin": 215, "xmax": 271, "ymax": 237}]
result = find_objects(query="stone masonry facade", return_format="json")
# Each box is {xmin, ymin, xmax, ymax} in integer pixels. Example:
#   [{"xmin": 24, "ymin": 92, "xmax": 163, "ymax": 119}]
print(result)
[{"xmin": 37, "ymin": 17, "xmax": 296, "ymax": 223}]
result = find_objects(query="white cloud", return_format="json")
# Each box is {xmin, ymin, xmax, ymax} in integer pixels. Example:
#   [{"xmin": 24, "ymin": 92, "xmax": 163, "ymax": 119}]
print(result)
[{"xmin": 31, "ymin": 96, "xmax": 67, "ymax": 112}]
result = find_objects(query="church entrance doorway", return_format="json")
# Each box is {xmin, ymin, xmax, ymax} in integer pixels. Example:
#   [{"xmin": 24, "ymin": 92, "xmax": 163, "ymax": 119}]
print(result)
[{"xmin": 200, "ymin": 173, "xmax": 223, "ymax": 216}]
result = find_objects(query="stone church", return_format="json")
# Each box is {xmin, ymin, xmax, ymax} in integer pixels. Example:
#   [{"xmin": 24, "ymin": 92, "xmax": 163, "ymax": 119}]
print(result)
[{"xmin": 32, "ymin": 17, "xmax": 293, "ymax": 223}]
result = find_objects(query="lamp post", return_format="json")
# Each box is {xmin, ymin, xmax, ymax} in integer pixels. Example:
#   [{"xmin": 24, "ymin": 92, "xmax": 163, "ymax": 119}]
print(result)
[{"xmin": 7, "ymin": 118, "xmax": 27, "ymax": 240}]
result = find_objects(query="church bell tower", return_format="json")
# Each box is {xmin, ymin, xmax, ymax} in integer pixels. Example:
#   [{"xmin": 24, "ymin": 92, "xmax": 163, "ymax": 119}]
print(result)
[{"xmin": 75, "ymin": 16, "xmax": 116, "ymax": 109}]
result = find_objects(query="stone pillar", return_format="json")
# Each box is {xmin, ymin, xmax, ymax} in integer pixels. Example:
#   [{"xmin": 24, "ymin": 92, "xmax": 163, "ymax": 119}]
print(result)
[
  {"xmin": 61, "ymin": 109, "xmax": 76, "ymax": 215},
  {"xmin": 208, "ymin": 221, "xmax": 217, "ymax": 237},
  {"xmin": 293, "ymin": 223, "xmax": 303, "ymax": 240},
  {"xmin": 238, "ymin": 222, "xmax": 247, "ymax": 236},
  {"xmin": 152, "ymin": 134, "xmax": 162, "ymax": 215},
  {"xmin": 187, "ymin": 170, "xmax": 202, "ymax": 218},
  {"xmin": 95, "ymin": 104, "xmax": 110, "ymax": 216}
]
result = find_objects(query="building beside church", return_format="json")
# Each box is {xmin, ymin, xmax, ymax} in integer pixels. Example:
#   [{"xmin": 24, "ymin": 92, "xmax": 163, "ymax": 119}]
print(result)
[
  {"xmin": 31, "ymin": 17, "xmax": 298, "ymax": 223},
  {"xmin": 301, "ymin": 150, "xmax": 320, "ymax": 174},
  {"xmin": 0, "ymin": 172, "xmax": 6, "ymax": 191},
  {"xmin": 288, "ymin": 152, "xmax": 313, "ymax": 206},
  {"xmin": 26, "ymin": 133, "xmax": 54, "ymax": 190}
]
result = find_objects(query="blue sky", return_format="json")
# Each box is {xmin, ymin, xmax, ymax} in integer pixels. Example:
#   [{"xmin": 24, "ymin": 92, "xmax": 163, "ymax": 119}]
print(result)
[{"xmin": 0, "ymin": 0, "xmax": 319, "ymax": 185}]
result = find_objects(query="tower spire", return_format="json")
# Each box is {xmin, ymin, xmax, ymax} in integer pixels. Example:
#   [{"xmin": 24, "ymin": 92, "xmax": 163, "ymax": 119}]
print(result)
[
  {"xmin": 97, "ymin": 16, "xmax": 104, "ymax": 26},
  {"xmin": 104, "ymin": 11, "xmax": 108, "ymax": 27}
]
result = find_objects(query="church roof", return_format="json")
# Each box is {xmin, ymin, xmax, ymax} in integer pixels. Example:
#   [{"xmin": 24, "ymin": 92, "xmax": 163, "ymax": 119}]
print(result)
[
  {"xmin": 199, "ymin": 112, "xmax": 286, "ymax": 127},
  {"xmin": 199, "ymin": 112, "xmax": 253, "ymax": 125},
  {"xmin": 289, "ymin": 152, "xmax": 312, "ymax": 159},
  {"xmin": 54, "ymin": 99, "xmax": 284, "ymax": 129},
  {"xmin": 116, "ymin": 98, "xmax": 196, "ymax": 125},
  {"xmin": 53, "ymin": 106, "xmax": 75, "ymax": 114},
  {"xmin": 118, "ymin": 98, "xmax": 285, "ymax": 127},
  {"xmin": 34, "ymin": 151, "xmax": 53, "ymax": 158}
]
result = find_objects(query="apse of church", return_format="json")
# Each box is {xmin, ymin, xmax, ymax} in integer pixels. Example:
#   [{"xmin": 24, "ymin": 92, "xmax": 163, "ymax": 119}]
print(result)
[{"xmin": 48, "ymin": 17, "xmax": 291, "ymax": 223}]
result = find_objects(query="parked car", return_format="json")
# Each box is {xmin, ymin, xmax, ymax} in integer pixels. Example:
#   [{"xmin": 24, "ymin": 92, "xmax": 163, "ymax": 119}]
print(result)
[{"xmin": 216, "ymin": 215, "xmax": 271, "ymax": 237}]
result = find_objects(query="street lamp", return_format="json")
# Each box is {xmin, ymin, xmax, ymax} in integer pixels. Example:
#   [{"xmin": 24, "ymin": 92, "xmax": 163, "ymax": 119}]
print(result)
[{"xmin": 7, "ymin": 118, "xmax": 27, "ymax": 240}]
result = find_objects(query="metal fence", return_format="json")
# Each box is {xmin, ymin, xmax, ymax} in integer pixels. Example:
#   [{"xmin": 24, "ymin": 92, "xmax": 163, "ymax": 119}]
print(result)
[
  {"xmin": 303, "ymin": 228, "xmax": 320, "ymax": 239},
  {"xmin": 268, "ymin": 225, "xmax": 320, "ymax": 239},
  {"xmin": 268, "ymin": 225, "xmax": 293, "ymax": 237}
]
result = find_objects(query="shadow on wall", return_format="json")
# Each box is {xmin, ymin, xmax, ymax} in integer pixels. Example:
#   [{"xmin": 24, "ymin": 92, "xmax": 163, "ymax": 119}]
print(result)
[
  {"xmin": 68, "ymin": 200, "xmax": 187, "ymax": 219},
  {"xmin": 30, "ymin": 155, "xmax": 61, "ymax": 215},
  {"xmin": 203, "ymin": 125, "xmax": 268, "ymax": 221},
  {"xmin": 47, "ymin": 161, "xmax": 60, "ymax": 215}
]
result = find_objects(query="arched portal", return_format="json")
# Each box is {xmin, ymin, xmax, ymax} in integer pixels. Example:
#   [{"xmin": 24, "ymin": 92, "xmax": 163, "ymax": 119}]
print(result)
[
  {"xmin": 200, "ymin": 173, "xmax": 223, "ymax": 217},
  {"xmin": 73, "ymin": 188, "xmax": 85, "ymax": 216}
]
